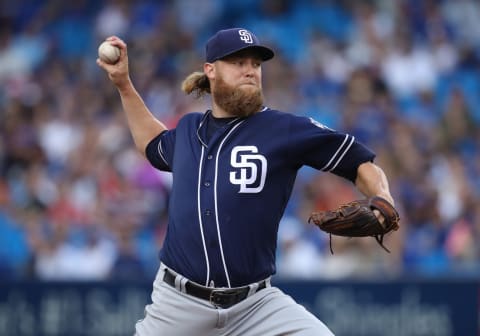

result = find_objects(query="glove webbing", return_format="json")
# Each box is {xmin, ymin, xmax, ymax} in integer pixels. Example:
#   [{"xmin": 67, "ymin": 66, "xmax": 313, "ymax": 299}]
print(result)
[{"xmin": 327, "ymin": 233, "xmax": 391, "ymax": 254}]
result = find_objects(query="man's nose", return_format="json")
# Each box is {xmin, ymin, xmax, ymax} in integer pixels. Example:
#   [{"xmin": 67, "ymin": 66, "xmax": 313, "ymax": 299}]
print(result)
[{"xmin": 243, "ymin": 63, "xmax": 256, "ymax": 76}]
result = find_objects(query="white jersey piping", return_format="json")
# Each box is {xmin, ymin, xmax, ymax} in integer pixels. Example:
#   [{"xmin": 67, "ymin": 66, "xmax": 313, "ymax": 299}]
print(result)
[
  {"xmin": 320, "ymin": 134, "xmax": 351, "ymax": 172},
  {"xmin": 197, "ymin": 146, "xmax": 211, "ymax": 286},
  {"xmin": 213, "ymin": 120, "xmax": 245, "ymax": 288},
  {"xmin": 328, "ymin": 135, "xmax": 355, "ymax": 172},
  {"xmin": 157, "ymin": 139, "xmax": 168, "ymax": 165}
]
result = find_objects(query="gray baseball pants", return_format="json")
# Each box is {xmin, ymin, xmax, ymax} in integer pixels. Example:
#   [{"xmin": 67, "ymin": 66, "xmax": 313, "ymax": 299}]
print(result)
[{"xmin": 134, "ymin": 264, "xmax": 334, "ymax": 336}]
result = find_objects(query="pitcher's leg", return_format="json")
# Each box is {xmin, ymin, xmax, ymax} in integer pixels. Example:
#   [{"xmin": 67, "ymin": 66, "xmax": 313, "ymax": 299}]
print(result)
[
  {"xmin": 224, "ymin": 287, "xmax": 334, "ymax": 336},
  {"xmin": 134, "ymin": 268, "xmax": 218, "ymax": 336}
]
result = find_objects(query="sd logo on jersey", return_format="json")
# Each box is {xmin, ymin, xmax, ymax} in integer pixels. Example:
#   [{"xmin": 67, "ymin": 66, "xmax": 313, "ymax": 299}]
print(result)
[{"xmin": 229, "ymin": 146, "xmax": 267, "ymax": 193}]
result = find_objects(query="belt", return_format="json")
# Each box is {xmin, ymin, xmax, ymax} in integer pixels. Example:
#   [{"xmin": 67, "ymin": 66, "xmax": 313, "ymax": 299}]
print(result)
[{"xmin": 162, "ymin": 268, "xmax": 267, "ymax": 309}]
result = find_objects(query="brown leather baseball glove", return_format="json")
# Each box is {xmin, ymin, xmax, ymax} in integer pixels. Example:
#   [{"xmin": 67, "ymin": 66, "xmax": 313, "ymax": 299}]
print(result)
[{"xmin": 308, "ymin": 196, "xmax": 400, "ymax": 253}]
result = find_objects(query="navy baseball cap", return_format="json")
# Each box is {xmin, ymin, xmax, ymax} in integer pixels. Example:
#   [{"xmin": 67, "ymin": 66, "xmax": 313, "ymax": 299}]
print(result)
[{"xmin": 205, "ymin": 28, "xmax": 274, "ymax": 63}]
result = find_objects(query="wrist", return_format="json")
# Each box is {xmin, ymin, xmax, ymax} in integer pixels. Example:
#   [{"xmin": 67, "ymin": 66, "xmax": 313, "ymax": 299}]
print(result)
[
  {"xmin": 375, "ymin": 193, "xmax": 394, "ymax": 206},
  {"xmin": 116, "ymin": 77, "xmax": 133, "ymax": 94}
]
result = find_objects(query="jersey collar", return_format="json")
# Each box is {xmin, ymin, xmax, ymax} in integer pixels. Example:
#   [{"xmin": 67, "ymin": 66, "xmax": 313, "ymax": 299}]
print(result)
[
  {"xmin": 196, "ymin": 110, "xmax": 240, "ymax": 147},
  {"xmin": 196, "ymin": 107, "xmax": 269, "ymax": 147}
]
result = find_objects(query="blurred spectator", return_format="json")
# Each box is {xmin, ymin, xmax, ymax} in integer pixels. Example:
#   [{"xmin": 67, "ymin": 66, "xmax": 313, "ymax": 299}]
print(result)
[{"xmin": 109, "ymin": 225, "xmax": 146, "ymax": 281}]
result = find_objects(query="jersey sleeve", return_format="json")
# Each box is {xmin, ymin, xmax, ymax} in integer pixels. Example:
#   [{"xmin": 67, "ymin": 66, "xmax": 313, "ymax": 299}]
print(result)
[
  {"xmin": 145, "ymin": 129, "xmax": 176, "ymax": 172},
  {"xmin": 289, "ymin": 116, "xmax": 375, "ymax": 182}
]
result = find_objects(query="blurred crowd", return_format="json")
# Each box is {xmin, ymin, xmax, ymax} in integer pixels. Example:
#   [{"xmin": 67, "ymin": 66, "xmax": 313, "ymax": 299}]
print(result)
[{"xmin": 1, "ymin": 0, "xmax": 480, "ymax": 282}]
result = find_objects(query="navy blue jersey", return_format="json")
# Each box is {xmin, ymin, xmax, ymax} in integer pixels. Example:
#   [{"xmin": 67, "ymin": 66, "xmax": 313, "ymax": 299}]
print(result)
[{"xmin": 146, "ymin": 107, "xmax": 375, "ymax": 287}]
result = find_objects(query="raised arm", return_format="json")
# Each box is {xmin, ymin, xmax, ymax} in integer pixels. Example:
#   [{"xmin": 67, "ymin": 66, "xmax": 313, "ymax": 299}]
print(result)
[
  {"xmin": 96, "ymin": 36, "xmax": 167, "ymax": 156},
  {"xmin": 355, "ymin": 161, "xmax": 394, "ymax": 206}
]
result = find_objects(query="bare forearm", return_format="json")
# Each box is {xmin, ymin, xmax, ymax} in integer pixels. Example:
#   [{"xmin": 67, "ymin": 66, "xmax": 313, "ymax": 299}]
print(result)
[
  {"xmin": 96, "ymin": 36, "xmax": 167, "ymax": 156},
  {"xmin": 117, "ymin": 81, "xmax": 167, "ymax": 155},
  {"xmin": 355, "ymin": 162, "xmax": 394, "ymax": 205}
]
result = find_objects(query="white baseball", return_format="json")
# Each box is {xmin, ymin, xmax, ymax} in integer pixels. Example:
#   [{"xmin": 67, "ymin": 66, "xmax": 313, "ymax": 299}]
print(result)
[{"xmin": 98, "ymin": 41, "xmax": 120, "ymax": 64}]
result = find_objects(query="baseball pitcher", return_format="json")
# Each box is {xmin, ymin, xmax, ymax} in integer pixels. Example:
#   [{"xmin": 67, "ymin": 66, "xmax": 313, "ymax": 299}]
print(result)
[{"xmin": 97, "ymin": 28, "xmax": 399, "ymax": 336}]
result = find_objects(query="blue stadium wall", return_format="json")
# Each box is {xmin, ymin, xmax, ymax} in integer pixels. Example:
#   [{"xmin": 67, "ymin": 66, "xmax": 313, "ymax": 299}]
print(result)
[{"xmin": 0, "ymin": 278, "xmax": 477, "ymax": 336}]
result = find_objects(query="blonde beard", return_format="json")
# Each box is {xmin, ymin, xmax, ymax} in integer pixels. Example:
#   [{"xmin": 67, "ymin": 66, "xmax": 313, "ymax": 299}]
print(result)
[{"xmin": 212, "ymin": 76, "xmax": 264, "ymax": 118}]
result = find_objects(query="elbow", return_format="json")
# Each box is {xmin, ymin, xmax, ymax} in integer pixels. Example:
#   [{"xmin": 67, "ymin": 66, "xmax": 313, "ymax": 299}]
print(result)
[{"xmin": 133, "ymin": 139, "xmax": 148, "ymax": 158}]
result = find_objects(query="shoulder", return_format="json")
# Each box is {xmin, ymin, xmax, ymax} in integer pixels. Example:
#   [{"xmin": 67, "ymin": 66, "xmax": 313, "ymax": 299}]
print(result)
[
  {"xmin": 258, "ymin": 108, "xmax": 334, "ymax": 131},
  {"xmin": 258, "ymin": 107, "xmax": 289, "ymax": 118},
  {"xmin": 176, "ymin": 112, "xmax": 206, "ymax": 127},
  {"xmin": 253, "ymin": 107, "xmax": 295, "ymax": 124}
]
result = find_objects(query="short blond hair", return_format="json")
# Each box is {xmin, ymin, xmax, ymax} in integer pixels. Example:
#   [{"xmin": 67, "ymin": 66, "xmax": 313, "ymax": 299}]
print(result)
[{"xmin": 181, "ymin": 71, "xmax": 211, "ymax": 98}]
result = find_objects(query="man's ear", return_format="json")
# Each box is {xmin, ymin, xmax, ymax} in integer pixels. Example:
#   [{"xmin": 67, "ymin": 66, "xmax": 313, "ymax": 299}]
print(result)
[{"xmin": 204, "ymin": 62, "xmax": 215, "ymax": 80}]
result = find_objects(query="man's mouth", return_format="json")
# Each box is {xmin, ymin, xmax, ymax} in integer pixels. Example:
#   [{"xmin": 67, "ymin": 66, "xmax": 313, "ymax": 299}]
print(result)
[{"xmin": 239, "ymin": 82, "xmax": 257, "ymax": 87}]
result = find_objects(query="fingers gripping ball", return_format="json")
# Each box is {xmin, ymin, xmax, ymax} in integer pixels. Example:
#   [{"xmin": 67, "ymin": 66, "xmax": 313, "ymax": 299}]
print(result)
[
  {"xmin": 98, "ymin": 41, "xmax": 120, "ymax": 64},
  {"xmin": 308, "ymin": 196, "xmax": 400, "ymax": 253}
]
